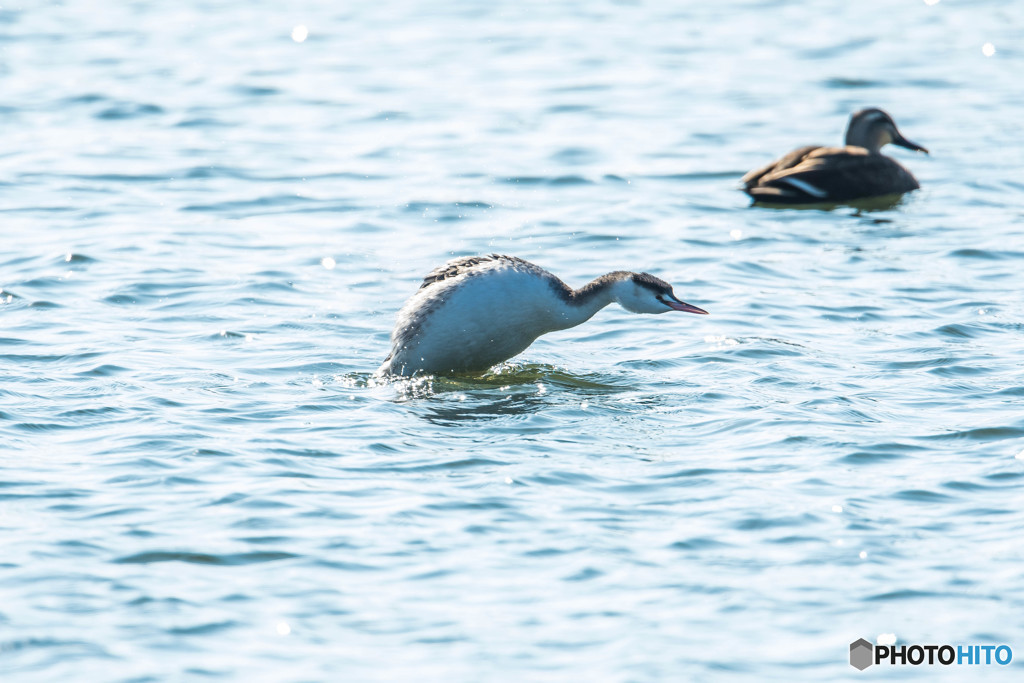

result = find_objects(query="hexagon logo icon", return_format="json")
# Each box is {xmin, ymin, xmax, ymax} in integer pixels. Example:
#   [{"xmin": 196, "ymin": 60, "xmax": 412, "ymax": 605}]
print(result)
[{"xmin": 850, "ymin": 638, "xmax": 874, "ymax": 670}]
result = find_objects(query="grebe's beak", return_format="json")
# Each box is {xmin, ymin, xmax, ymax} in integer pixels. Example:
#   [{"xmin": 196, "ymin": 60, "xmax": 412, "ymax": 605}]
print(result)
[{"xmin": 666, "ymin": 295, "xmax": 709, "ymax": 314}]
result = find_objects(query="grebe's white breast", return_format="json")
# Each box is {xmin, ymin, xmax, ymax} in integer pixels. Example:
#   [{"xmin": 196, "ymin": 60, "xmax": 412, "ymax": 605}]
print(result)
[{"xmin": 381, "ymin": 256, "xmax": 570, "ymax": 376}]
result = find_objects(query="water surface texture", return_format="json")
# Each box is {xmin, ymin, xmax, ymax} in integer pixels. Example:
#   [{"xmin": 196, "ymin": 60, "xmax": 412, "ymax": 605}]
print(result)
[{"xmin": 2, "ymin": 1, "xmax": 1023, "ymax": 680}]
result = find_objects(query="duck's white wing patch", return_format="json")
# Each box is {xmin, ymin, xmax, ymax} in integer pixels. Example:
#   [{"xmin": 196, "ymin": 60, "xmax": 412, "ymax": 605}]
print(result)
[{"xmin": 778, "ymin": 177, "xmax": 828, "ymax": 198}]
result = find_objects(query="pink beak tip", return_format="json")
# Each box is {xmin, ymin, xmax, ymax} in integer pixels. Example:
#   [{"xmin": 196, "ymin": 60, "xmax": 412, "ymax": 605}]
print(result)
[{"xmin": 669, "ymin": 301, "xmax": 709, "ymax": 315}]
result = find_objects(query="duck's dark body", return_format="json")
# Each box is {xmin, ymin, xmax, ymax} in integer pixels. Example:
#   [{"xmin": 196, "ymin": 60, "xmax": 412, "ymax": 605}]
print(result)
[{"xmin": 742, "ymin": 109, "xmax": 927, "ymax": 206}]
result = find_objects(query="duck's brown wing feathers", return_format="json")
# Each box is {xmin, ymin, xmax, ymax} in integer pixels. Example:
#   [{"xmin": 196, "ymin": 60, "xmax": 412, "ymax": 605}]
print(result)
[
  {"xmin": 741, "ymin": 145, "xmax": 823, "ymax": 188},
  {"xmin": 744, "ymin": 146, "xmax": 920, "ymax": 204}
]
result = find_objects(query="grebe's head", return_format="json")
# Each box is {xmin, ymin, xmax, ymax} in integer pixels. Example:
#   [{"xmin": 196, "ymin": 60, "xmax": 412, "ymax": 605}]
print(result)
[
  {"xmin": 616, "ymin": 272, "xmax": 709, "ymax": 315},
  {"xmin": 845, "ymin": 108, "xmax": 928, "ymax": 155}
]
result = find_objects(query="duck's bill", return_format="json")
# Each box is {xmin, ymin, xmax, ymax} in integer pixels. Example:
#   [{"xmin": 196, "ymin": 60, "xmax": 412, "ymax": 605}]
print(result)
[
  {"xmin": 667, "ymin": 300, "xmax": 709, "ymax": 314},
  {"xmin": 893, "ymin": 131, "xmax": 929, "ymax": 154}
]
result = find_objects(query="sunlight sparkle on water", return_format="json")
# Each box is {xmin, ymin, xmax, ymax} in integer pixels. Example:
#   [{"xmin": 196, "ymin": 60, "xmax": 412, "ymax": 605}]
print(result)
[
  {"xmin": 982, "ymin": 42, "xmax": 996, "ymax": 57},
  {"xmin": 878, "ymin": 633, "xmax": 897, "ymax": 646},
  {"xmin": 705, "ymin": 335, "xmax": 739, "ymax": 349},
  {"xmin": 276, "ymin": 622, "xmax": 291, "ymax": 635},
  {"xmin": 923, "ymin": 0, "xmax": 940, "ymax": 6},
  {"xmin": 321, "ymin": 256, "xmax": 336, "ymax": 270},
  {"xmin": 291, "ymin": 25, "xmax": 308, "ymax": 43}
]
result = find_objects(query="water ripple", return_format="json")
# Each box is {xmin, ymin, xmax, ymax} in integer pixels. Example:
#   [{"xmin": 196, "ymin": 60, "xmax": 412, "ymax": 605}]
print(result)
[{"xmin": 2, "ymin": 0, "xmax": 1023, "ymax": 680}]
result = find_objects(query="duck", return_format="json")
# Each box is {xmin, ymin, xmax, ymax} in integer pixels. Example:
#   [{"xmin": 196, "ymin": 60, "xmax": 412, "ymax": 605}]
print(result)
[
  {"xmin": 377, "ymin": 254, "xmax": 708, "ymax": 376},
  {"xmin": 741, "ymin": 108, "xmax": 928, "ymax": 205}
]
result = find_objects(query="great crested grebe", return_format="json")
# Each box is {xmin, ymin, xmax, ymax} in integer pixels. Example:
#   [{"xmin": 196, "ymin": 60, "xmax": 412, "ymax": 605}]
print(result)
[
  {"xmin": 378, "ymin": 254, "xmax": 708, "ymax": 376},
  {"xmin": 742, "ymin": 108, "xmax": 928, "ymax": 205}
]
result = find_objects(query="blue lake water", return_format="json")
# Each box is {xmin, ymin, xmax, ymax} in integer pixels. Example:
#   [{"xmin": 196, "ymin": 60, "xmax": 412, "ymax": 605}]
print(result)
[{"xmin": 2, "ymin": 0, "xmax": 1023, "ymax": 679}]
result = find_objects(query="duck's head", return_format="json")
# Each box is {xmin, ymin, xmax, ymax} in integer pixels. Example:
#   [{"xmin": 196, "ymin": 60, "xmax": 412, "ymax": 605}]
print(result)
[
  {"xmin": 616, "ymin": 272, "xmax": 709, "ymax": 315},
  {"xmin": 845, "ymin": 108, "xmax": 929, "ymax": 155}
]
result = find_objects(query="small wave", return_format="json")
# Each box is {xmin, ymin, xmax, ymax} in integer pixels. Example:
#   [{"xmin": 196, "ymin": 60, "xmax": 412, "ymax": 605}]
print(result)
[
  {"xmin": 167, "ymin": 620, "xmax": 239, "ymax": 636},
  {"xmin": 668, "ymin": 537, "xmax": 733, "ymax": 551},
  {"xmin": 232, "ymin": 85, "xmax": 280, "ymax": 97},
  {"xmin": 114, "ymin": 551, "xmax": 298, "ymax": 565},
  {"xmin": 95, "ymin": 103, "xmax": 165, "ymax": 120},
  {"xmin": 174, "ymin": 116, "xmax": 230, "ymax": 128},
  {"xmin": 499, "ymin": 175, "xmax": 594, "ymax": 186},
  {"xmin": 180, "ymin": 194, "xmax": 316, "ymax": 214},
  {"xmin": 923, "ymin": 426, "xmax": 1024, "ymax": 442},
  {"xmin": 821, "ymin": 77, "xmax": 883, "ymax": 89},
  {"xmin": 733, "ymin": 513, "xmax": 820, "ymax": 530},
  {"xmin": 74, "ymin": 364, "xmax": 128, "ymax": 377},
  {"xmin": 892, "ymin": 489, "xmax": 956, "ymax": 503}
]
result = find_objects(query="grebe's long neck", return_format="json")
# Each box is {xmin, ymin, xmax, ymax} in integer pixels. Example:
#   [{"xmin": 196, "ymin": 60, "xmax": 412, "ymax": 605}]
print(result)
[{"xmin": 550, "ymin": 273, "xmax": 629, "ymax": 331}]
